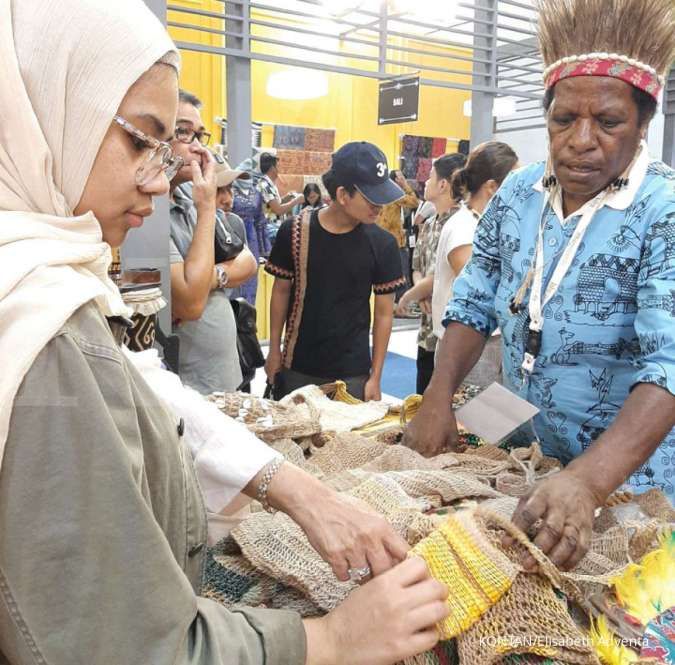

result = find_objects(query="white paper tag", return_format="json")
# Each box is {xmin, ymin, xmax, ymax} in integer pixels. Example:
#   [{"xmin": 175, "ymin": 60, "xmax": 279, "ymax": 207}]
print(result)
[
  {"xmin": 408, "ymin": 235, "xmax": 416, "ymax": 249},
  {"xmin": 456, "ymin": 382, "xmax": 539, "ymax": 446}
]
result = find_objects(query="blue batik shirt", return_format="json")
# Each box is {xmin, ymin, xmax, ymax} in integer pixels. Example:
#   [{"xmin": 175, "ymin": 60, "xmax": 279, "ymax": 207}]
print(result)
[{"xmin": 444, "ymin": 147, "xmax": 675, "ymax": 496}]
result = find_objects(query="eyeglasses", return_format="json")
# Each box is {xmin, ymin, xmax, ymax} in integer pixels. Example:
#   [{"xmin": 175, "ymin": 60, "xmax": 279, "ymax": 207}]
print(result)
[
  {"xmin": 174, "ymin": 125, "xmax": 212, "ymax": 146},
  {"xmin": 112, "ymin": 115, "xmax": 184, "ymax": 186}
]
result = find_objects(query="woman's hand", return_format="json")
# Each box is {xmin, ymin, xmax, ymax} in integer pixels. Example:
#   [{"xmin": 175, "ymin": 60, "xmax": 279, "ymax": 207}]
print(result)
[
  {"xmin": 293, "ymin": 489, "xmax": 409, "ymax": 581},
  {"xmin": 251, "ymin": 462, "xmax": 409, "ymax": 581},
  {"xmin": 304, "ymin": 557, "xmax": 448, "ymax": 665}
]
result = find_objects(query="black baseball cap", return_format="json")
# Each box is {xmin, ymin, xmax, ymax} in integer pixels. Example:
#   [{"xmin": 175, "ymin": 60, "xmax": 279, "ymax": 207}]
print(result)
[{"xmin": 331, "ymin": 142, "xmax": 404, "ymax": 206}]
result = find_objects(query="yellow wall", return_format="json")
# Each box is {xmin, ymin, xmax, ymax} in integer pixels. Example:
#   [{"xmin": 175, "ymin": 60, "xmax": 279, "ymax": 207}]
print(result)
[{"xmin": 168, "ymin": 3, "xmax": 472, "ymax": 165}]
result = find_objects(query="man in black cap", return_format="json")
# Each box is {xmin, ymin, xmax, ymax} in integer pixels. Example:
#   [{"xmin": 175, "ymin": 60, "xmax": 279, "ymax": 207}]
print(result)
[{"xmin": 264, "ymin": 141, "xmax": 406, "ymax": 400}]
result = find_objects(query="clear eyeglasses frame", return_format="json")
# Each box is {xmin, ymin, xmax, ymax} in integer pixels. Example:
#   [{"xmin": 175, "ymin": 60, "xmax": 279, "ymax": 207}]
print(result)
[{"xmin": 112, "ymin": 115, "xmax": 184, "ymax": 186}]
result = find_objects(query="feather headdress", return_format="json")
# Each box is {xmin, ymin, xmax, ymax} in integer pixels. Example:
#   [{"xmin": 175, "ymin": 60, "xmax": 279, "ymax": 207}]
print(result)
[{"xmin": 536, "ymin": 0, "xmax": 675, "ymax": 100}]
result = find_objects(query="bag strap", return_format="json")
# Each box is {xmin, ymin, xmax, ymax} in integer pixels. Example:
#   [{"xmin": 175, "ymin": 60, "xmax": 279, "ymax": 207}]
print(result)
[{"xmin": 281, "ymin": 209, "xmax": 312, "ymax": 369}]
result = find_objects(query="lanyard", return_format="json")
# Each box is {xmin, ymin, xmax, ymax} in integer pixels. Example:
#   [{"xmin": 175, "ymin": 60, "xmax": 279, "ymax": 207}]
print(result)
[{"xmin": 521, "ymin": 189, "xmax": 609, "ymax": 374}]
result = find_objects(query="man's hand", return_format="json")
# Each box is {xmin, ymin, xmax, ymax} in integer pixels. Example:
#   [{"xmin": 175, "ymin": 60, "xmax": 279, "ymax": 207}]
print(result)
[
  {"xmin": 364, "ymin": 375, "xmax": 382, "ymax": 402},
  {"xmin": 304, "ymin": 557, "xmax": 448, "ymax": 665},
  {"xmin": 403, "ymin": 393, "xmax": 461, "ymax": 456},
  {"xmin": 264, "ymin": 346, "xmax": 282, "ymax": 383},
  {"xmin": 505, "ymin": 469, "xmax": 602, "ymax": 572},
  {"xmin": 419, "ymin": 298, "xmax": 432, "ymax": 315},
  {"xmin": 191, "ymin": 148, "xmax": 217, "ymax": 214}
]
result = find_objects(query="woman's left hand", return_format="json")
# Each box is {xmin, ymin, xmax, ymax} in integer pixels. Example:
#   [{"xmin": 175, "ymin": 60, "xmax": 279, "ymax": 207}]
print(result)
[{"xmin": 292, "ymin": 489, "xmax": 410, "ymax": 582}]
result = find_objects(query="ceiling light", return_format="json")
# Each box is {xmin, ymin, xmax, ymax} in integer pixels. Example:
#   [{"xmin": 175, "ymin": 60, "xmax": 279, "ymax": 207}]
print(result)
[{"xmin": 266, "ymin": 69, "xmax": 329, "ymax": 101}]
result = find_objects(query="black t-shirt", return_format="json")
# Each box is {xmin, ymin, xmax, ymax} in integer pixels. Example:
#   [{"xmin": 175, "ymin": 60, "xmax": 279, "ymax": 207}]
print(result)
[{"xmin": 265, "ymin": 210, "xmax": 404, "ymax": 377}]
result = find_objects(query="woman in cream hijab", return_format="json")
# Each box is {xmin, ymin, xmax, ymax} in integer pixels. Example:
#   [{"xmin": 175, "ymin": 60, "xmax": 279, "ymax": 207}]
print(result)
[{"xmin": 0, "ymin": 2, "xmax": 448, "ymax": 664}]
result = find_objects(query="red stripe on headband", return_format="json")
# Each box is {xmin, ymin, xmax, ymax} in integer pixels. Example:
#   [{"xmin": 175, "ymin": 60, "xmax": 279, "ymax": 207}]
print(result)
[{"xmin": 545, "ymin": 58, "xmax": 661, "ymax": 100}]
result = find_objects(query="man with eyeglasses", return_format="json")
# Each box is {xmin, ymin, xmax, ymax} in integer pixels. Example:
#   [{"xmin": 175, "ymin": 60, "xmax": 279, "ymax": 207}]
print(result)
[{"xmin": 168, "ymin": 89, "xmax": 257, "ymax": 394}]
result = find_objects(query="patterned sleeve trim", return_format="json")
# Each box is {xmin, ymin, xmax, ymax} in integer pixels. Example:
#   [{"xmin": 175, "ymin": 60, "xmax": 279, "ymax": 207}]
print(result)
[
  {"xmin": 443, "ymin": 312, "xmax": 492, "ymax": 337},
  {"xmin": 264, "ymin": 262, "xmax": 294, "ymax": 280},
  {"xmin": 373, "ymin": 275, "xmax": 407, "ymax": 294}
]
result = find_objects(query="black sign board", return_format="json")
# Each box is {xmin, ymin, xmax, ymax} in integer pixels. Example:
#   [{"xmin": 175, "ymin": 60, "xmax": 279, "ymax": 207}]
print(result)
[{"xmin": 378, "ymin": 77, "xmax": 420, "ymax": 125}]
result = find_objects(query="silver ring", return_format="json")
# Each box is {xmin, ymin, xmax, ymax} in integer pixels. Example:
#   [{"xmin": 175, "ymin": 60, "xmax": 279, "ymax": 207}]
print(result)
[{"xmin": 348, "ymin": 566, "xmax": 371, "ymax": 582}]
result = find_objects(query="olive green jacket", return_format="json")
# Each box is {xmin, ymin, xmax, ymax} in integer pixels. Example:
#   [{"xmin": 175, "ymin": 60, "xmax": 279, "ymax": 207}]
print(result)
[{"xmin": 0, "ymin": 303, "xmax": 305, "ymax": 665}]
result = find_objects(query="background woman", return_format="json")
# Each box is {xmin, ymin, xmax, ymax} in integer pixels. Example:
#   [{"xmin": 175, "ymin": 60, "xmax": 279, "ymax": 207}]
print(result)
[
  {"xmin": 396, "ymin": 153, "xmax": 466, "ymax": 393},
  {"xmin": 432, "ymin": 141, "xmax": 518, "ymax": 388},
  {"xmin": 301, "ymin": 182, "xmax": 324, "ymax": 211}
]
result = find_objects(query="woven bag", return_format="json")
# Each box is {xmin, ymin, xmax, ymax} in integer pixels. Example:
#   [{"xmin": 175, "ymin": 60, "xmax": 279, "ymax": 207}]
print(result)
[{"xmin": 206, "ymin": 391, "xmax": 322, "ymax": 442}]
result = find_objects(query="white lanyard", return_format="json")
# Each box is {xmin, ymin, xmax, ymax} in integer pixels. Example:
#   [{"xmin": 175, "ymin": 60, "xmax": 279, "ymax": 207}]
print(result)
[{"xmin": 521, "ymin": 189, "xmax": 608, "ymax": 374}]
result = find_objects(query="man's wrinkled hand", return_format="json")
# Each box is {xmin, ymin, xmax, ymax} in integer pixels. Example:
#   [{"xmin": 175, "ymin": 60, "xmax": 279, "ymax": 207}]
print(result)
[{"xmin": 504, "ymin": 469, "xmax": 602, "ymax": 572}]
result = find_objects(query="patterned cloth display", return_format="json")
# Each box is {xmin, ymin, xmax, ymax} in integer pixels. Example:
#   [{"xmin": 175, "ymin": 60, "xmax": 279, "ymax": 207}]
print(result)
[
  {"xmin": 273, "ymin": 125, "xmax": 306, "ymax": 151},
  {"xmin": 304, "ymin": 128, "xmax": 336, "ymax": 153},
  {"xmin": 444, "ymin": 152, "xmax": 675, "ymax": 496},
  {"xmin": 273, "ymin": 125, "xmax": 335, "ymax": 153},
  {"xmin": 277, "ymin": 149, "xmax": 333, "ymax": 177},
  {"xmin": 401, "ymin": 135, "xmax": 460, "ymax": 191},
  {"xmin": 432, "ymin": 137, "xmax": 448, "ymax": 159},
  {"xmin": 272, "ymin": 125, "xmax": 336, "ymax": 185}
]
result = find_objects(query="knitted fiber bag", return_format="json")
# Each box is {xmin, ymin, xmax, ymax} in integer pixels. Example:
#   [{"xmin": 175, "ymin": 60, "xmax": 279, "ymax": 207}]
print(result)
[
  {"xmin": 308, "ymin": 432, "xmax": 389, "ymax": 473},
  {"xmin": 411, "ymin": 510, "xmax": 520, "ymax": 640},
  {"xmin": 232, "ymin": 510, "xmax": 356, "ymax": 611},
  {"xmin": 206, "ymin": 391, "xmax": 322, "ymax": 442},
  {"xmin": 457, "ymin": 574, "xmax": 600, "ymax": 665},
  {"xmin": 382, "ymin": 469, "xmax": 500, "ymax": 505}
]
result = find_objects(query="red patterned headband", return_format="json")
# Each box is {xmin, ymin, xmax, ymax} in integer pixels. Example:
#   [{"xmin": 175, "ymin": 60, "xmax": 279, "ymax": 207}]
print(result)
[{"xmin": 543, "ymin": 53, "xmax": 664, "ymax": 101}]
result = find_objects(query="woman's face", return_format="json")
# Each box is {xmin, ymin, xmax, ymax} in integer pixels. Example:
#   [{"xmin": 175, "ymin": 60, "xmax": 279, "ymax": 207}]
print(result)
[
  {"xmin": 74, "ymin": 65, "xmax": 179, "ymax": 248},
  {"xmin": 307, "ymin": 190, "xmax": 320, "ymax": 206}
]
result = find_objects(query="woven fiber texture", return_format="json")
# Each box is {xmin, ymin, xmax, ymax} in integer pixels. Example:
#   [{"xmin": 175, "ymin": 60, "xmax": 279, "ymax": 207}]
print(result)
[
  {"xmin": 309, "ymin": 432, "xmax": 389, "ymax": 473},
  {"xmin": 280, "ymin": 384, "xmax": 389, "ymax": 433},
  {"xmin": 457, "ymin": 573, "xmax": 600, "ymax": 665},
  {"xmin": 200, "ymin": 387, "xmax": 674, "ymax": 665},
  {"xmin": 206, "ymin": 391, "xmax": 321, "ymax": 443},
  {"xmin": 384, "ymin": 470, "xmax": 499, "ymax": 505},
  {"xmin": 231, "ymin": 509, "xmax": 356, "ymax": 611},
  {"xmin": 411, "ymin": 510, "xmax": 520, "ymax": 640},
  {"xmin": 360, "ymin": 445, "xmax": 459, "ymax": 473}
]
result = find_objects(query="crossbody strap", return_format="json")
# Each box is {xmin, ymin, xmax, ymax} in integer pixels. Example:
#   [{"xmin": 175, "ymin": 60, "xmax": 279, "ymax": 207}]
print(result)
[{"xmin": 281, "ymin": 209, "xmax": 312, "ymax": 369}]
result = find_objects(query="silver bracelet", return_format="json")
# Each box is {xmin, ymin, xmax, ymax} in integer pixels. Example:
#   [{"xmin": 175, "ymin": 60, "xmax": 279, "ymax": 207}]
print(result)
[{"xmin": 256, "ymin": 458, "xmax": 284, "ymax": 513}]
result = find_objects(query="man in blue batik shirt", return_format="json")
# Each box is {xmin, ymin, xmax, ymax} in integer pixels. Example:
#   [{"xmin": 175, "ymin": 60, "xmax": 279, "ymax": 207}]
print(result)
[{"xmin": 405, "ymin": 0, "xmax": 675, "ymax": 573}]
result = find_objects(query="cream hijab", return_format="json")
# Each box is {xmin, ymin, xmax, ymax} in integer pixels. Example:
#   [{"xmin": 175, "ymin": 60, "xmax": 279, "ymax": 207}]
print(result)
[{"xmin": 0, "ymin": 0, "xmax": 179, "ymax": 464}]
